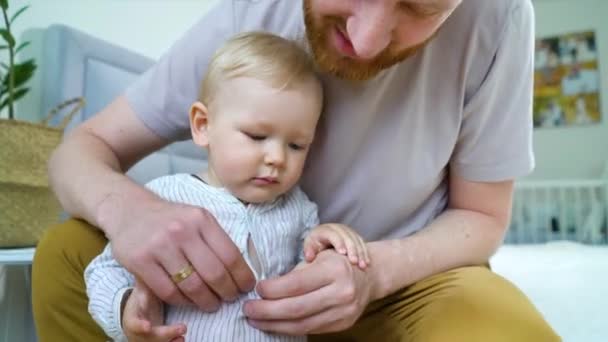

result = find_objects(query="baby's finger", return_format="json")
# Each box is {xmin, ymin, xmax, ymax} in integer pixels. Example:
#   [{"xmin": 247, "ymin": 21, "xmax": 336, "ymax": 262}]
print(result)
[
  {"xmin": 312, "ymin": 228, "xmax": 347, "ymax": 255},
  {"xmin": 135, "ymin": 282, "xmax": 155, "ymax": 310},
  {"xmin": 341, "ymin": 228, "xmax": 368, "ymax": 268},
  {"xmin": 124, "ymin": 315, "xmax": 152, "ymax": 335},
  {"xmin": 149, "ymin": 323, "xmax": 187, "ymax": 341},
  {"xmin": 354, "ymin": 235, "xmax": 369, "ymax": 269},
  {"xmin": 302, "ymin": 237, "xmax": 320, "ymax": 262},
  {"xmin": 332, "ymin": 227, "xmax": 359, "ymax": 265},
  {"xmin": 360, "ymin": 236, "xmax": 371, "ymax": 265}
]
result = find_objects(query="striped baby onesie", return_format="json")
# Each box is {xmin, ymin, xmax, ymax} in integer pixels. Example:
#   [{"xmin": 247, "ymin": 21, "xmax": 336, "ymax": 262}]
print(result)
[{"xmin": 85, "ymin": 173, "xmax": 318, "ymax": 341}]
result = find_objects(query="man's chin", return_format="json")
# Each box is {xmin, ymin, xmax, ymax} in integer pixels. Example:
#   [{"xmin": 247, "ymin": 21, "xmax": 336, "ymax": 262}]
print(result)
[
  {"xmin": 320, "ymin": 64, "xmax": 383, "ymax": 82},
  {"xmin": 312, "ymin": 44, "xmax": 424, "ymax": 81}
]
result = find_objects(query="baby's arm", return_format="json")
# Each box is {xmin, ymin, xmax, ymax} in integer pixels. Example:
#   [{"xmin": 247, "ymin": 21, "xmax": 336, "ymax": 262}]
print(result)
[
  {"xmin": 84, "ymin": 244, "xmax": 137, "ymax": 341},
  {"xmin": 85, "ymin": 244, "xmax": 185, "ymax": 342},
  {"xmin": 121, "ymin": 281, "xmax": 186, "ymax": 342},
  {"xmin": 303, "ymin": 223, "xmax": 371, "ymax": 269}
]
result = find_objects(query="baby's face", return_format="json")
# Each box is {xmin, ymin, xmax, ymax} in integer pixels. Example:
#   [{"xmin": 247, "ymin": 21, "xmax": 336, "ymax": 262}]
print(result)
[{"xmin": 202, "ymin": 76, "xmax": 322, "ymax": 203}]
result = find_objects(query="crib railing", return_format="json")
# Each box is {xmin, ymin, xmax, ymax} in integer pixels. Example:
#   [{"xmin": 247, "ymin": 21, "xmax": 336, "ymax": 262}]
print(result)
[{"xmin": 506, "ymin": 179, "xmax": 608, "ymax": 245}]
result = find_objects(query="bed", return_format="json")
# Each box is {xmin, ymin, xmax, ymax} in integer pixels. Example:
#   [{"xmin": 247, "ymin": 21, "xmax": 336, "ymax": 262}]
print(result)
[
  {"xmin": 492, "ymin": 172, "xmax": 608, "ymax": 342},
  {"xmin": 492, "ymin": 242, "xmax": 608, "ymax": 342}
]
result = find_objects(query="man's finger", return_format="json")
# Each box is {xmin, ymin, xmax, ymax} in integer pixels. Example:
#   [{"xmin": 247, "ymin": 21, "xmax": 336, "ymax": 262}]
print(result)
[
  {"xmin": 174, "ymin": 268, "xmax": 220, "ymax": 311},
  {"xmin": 137, "ymin": 262, "xmax": 190, "ymax": 305},
  {"xmin": 255, "ymin": 264, "xmax": 332, "ymax": 299},
  {"xmin": 247, "ymin": 304, "xmax": 347, "ymax": 336},
  {"xmin": 182, "ymin": 237, "xmax": 238, "ymax": 303},
  {"xmin": 244, "ymin": 282, "xmax": 336, "ymax": 321},
  {"xmin": 198, "ymin": 211, "xmax": 256, "ymax": 292}
]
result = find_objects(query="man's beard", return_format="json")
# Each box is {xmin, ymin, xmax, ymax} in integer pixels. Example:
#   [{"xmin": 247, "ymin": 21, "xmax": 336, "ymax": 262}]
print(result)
[{"xmin": 303, "ymin": 0, "xmax": 430, "ymax": 81}]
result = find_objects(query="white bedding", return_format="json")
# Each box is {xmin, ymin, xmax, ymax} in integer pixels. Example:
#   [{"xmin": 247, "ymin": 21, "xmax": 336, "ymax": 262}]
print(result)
[{"xmin": 491, "ymin": 241, "xmax": 608, "ymax": 342}]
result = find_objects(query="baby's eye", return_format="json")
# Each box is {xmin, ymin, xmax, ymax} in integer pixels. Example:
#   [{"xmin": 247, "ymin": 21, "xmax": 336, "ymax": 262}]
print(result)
[
  {"xmin": 245, "ymin": 132, "xmax": 266, "ymax": 141},
  {"xmin": 289, "ymin": 143, "xmax": 306, "ymax": 151}
]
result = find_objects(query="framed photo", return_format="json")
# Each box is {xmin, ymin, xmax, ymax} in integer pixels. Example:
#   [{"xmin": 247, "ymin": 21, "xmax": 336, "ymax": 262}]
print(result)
[{"xmin": 533, "ymin": 30, "xmax": 601, "ymax": 128}]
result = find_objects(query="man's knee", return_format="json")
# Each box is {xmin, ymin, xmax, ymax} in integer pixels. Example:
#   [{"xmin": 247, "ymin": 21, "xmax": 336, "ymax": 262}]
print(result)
[
  {"xmin": 32, "ymin": 219, "xmax": 108, "ymax": 341},
  {"xmin": 417, "ymin": 267, "xmax": 561, "ymax": 342},
  {"xmin": 34, "ymin": 218, "xmax": 106, "ymax": 279}
]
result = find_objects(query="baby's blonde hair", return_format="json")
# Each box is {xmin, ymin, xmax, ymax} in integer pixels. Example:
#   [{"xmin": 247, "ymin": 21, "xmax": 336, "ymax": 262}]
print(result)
[{"xmin": 200, "ymin": 31, "xmax": 320, "ymax": 105}]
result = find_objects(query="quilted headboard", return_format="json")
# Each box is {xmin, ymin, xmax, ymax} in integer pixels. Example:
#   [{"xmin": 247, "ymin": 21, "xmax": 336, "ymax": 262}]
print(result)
[{"xmin": 39, "ymin": 24, "xmax": 207, "ymax": 184}]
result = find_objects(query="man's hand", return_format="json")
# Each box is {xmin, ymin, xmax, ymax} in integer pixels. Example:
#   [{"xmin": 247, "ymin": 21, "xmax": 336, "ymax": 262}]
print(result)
[
  {"xmin": 243, "ymin": 249, "xmax": 376, "ymax": 335},
  {"xmin": 108, "ymin": 198, "xmax": 256, "ymax": 311},
  {"xmin": 122, "ymin": 281, "xmax": 186, "ymax": 342}
]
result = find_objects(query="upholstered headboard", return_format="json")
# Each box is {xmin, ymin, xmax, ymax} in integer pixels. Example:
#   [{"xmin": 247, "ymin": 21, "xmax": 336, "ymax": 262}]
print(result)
[{"xmin": 39, "ymin": 24, "xmax": 207, "ymax": 184}]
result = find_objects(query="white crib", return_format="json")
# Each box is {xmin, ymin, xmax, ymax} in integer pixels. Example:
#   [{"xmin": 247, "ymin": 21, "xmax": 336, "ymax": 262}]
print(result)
[{"xmin": 506, "ymin": 175, "xmax": 608, "ymax": 245}]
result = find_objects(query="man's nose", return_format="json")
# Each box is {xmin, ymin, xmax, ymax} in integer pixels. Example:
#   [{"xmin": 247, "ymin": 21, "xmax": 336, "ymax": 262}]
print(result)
[{"xmin": 347, "ymin": 2, "xmax": 395, "ymax": 59}]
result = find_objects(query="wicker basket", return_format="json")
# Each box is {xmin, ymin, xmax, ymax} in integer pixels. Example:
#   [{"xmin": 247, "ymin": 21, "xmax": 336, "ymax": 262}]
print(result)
[{"xmin": 0, "ymin": 98, "xmax": 85, "ymax": 247}]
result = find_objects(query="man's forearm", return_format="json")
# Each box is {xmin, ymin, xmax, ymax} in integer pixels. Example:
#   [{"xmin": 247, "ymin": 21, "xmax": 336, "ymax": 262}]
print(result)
[
  {"xmin": 48, "ymin": 129, "xmax": 157, "ymax": 236},
  {"xmin": 366, "ymin": 209, "xmax": 507, "ymax": 301}
]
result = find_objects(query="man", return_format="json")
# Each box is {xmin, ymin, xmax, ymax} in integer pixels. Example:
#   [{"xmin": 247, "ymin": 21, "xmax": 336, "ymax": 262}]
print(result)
[{"xmin": 34, "ymin": 0, "xmax": 560, "ymax": 341}]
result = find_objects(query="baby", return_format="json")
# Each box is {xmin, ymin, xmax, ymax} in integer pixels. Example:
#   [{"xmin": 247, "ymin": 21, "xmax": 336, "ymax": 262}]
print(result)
[{"xmin": 84, "ymin": 31, "xmax": 369, "ymax": 342}]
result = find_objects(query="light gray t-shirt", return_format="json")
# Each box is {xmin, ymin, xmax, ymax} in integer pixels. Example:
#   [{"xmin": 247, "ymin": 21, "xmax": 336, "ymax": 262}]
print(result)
[{"xmin": 125, "ymin": 0, "xmax": 535, "ymax": 241}]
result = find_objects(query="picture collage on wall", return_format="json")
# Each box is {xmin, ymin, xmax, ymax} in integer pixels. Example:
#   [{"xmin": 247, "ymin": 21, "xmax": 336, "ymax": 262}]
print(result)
[{"xmin": 534, "ymin": 30, "xmax": 601, "ymax": 128}]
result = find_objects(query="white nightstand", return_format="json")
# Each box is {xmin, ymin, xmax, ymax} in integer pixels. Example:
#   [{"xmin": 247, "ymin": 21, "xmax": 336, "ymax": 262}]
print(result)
[
  {"xmin": 0, "ymin": 248, "xmax": 36, "ymax": 342},
  {"xmin": 0, "ymin": 248, "xmax": 35, "ymax": 266}
]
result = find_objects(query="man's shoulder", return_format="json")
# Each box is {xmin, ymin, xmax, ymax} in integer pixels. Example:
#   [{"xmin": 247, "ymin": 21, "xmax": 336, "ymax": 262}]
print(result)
[
  {"xmin": 233, "ymin": 0, "xmax": 304, "ymax": 37},
  {"xmin": 425, "ymin": 0, "xmax": 533, "ymax": 78},
  {"xmin": 450, "ymin": 0, "xmax": 532, "ymax": 32}
]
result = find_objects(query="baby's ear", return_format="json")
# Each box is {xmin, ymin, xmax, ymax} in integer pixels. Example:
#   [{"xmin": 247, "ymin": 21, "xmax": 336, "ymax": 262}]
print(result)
[{"xmin": 189, "ymin": 101, "xmax": 210, "ymax": 147}]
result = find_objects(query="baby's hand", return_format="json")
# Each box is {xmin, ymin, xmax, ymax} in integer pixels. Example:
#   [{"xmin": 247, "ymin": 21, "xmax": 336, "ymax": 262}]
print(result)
[
  {"xmin": 303, "ymin": 223, "xmax": 370, "ymax": 269},
  {"xmin": 122, "ymin": 280, "xmax": 186, "ymax": 342}
]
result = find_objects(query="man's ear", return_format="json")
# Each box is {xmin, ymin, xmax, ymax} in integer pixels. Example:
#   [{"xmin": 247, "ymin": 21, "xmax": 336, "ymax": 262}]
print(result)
[{"xmin": 190, "ymin": 101, "xmax": 210, "ymax": 147}]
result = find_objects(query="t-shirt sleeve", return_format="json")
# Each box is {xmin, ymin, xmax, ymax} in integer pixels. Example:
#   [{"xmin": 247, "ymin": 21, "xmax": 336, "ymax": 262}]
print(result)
[
  {"xmin": 124, "ymin": 1, "xmax": 236, "ymax": 141},
  {"xmin": 451, "ymin": 0, "xmax": 536, "ymax": 182}
]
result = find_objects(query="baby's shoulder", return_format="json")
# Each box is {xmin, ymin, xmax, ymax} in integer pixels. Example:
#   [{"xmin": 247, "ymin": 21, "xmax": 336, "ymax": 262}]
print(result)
[{"xmin": 144, "ymin": 173, "xmax": 191, "ymax": 191}]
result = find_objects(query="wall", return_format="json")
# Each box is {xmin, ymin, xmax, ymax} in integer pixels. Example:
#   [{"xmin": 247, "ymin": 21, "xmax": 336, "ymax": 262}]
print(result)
[
  {"xmin": 0, "ymin": 0, "xmax": 217, "ymax": 122},
  {"xmin": 530, "ymin": 0, "xmax": 608, "ymax": 179},
  {"xmin": 7, "ymin": 0, "xmax": 217, "ymax": 59}
]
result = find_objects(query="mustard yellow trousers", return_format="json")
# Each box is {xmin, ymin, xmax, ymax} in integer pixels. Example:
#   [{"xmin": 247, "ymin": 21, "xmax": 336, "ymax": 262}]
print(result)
[{"xmin": 32, "ymin": 219, "xmax": 560, "ymax": 341}]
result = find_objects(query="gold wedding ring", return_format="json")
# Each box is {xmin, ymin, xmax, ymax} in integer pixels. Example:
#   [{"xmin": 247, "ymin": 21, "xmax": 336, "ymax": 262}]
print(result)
[{"xmin": 171, "ymin": 264, "xmax": 194, "ymax": 284}]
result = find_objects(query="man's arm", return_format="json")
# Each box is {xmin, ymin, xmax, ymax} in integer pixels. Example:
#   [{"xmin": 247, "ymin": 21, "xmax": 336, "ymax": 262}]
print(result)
[
  {"xmin": 245, "ymin": 172, "xmax": 514, "ymax": 334},
  {"xmin": 49, "ymin": 95, "xmax": 168, "ymax": 233},
  {"xmin": 367, "ymin": 172, "xmax": 513, "ymax": 299},
  {"xmin": 48, "ymin": 95, "xmax": 255, "ymax": 309}
]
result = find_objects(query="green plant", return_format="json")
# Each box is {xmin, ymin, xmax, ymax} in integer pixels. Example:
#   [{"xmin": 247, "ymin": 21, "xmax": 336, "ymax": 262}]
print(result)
[{"xmin": 0, "ymin": 0, "xmax": 36, "ymax": 120}]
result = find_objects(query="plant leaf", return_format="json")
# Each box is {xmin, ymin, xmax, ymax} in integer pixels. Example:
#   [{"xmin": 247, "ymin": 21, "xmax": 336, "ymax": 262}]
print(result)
[
  {"xmin": 14, "ymin": 41, "xmax": 30, "ymax": 55},
  {"xmin": 0, "ymin": 87, "xmax": 29, "ymax": 112},
  {"xmin": 0, "ymin": 62, "xmax": 8, "ymax": 70},
  {"xmin": 0, "ymin": 29, "xmax": 15, "ymax": 47},
  {"xmin": 0, "ymin": 0, "xmax": 8, "ymax": 11},
  {"xmin": 10, "ymin": 5, "xmax": 29, "ymax": 25},
  {"xmin": 0, "ymin": 45, "xmax": 8, "ymax": 50},
  {"xmin": 12, "ymin": 87, "xmax": 29, "ymax": 101},
  {"xmin": 3, "ymin": 59, "xmax": 37, "ymax": 89}
]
